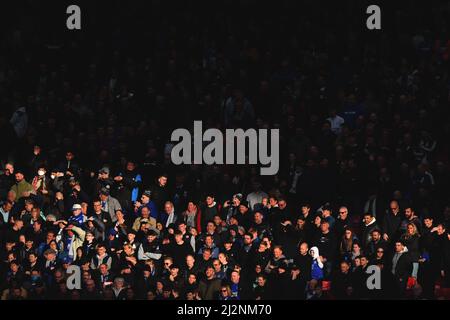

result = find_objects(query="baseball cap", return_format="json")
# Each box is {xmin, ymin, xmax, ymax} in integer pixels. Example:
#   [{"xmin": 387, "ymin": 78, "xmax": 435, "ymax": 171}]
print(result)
[{"xmin": 72, "ymin": 204, "xmax": 82, "ymax": 211}]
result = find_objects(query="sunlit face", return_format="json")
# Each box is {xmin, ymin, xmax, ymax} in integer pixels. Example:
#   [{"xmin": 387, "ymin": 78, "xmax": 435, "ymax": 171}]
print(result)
[
  {"xmin": 183, "ymin": 256, "xmax": 193, "ymax": 269},
  {"xmin": 254, "ymin": 212, "xmax": 263, "ymax": 223},
  {"xmin": 300, "ymin": 243, "xmax": 308, "ymax": 255},
  {"xmin": 257, "ymin": 276, "xmax": 266, "ymax": 286},
  {"xmin": 231, "ymin": 272, "xmax": 240, "ymax": 284},
  {"xmin": 273, "ymin": 247, "xmax": 282, "ymax": 258},
  {"xmin": 158, "ymin": 176, "xmax": 168, "ymax": 186}
]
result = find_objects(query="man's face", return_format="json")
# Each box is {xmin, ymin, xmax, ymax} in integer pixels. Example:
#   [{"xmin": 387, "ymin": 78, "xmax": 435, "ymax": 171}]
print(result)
[
  {"xmin": 338, "ymin": 208, "xmax": 348, "ymax": 220},
  {"xmin": 405, "ymin": 208, "xmax": 413, "ymax": 219},
  {"xmin": 390, "ymin": 202, "xmax": 399, "ymax": 213},
  {"xmin": 231, "ymin": 272, "xmax": 240, "ymax": 284},
  {"xmin": 205, "ymin": 268, "xmax": 214, "ymax": 279},
  {"xmin": 164, "ymin": 203, "xmax": 173, "ymax": 214},
  {"xmin": 320, "ymin": 222, "xmax": 329, "ymax": 233},
  {"xmin": 99, "ymin": 264, "xmax": 108, "ymax": 274},
  {"xmin": 206, "ymin": 196, "xmax": 214, "ymax": 206},
  {"xmin": 300, "ymin": 243, "xmax": 308, "ymax": 255},
  {"xmin": 360, "ymin": 257, "xmax": 368, "ymax": 267},
  {"xmin": 66, "ymin": 152, "xmax": 74, "ymax": 161},
  {"xmin": 238, "ymin": 205, "xmax": 248, "ymax": 214},
  {"xmin": 395, "ymin": 243, "xmax": 404, "ymax": 253},
  {"xmin": 158, "ymin": 176, "xmax": 168, "ymax": 186},
  {"xmin": 372, "ymin": 231, "xmax": 381, "ymax": 241},
  {"xmin": 186, "ymin": 255, "xmax": 194, "ymax": 266},
  {"xmin": 93, "ymin": 202, "xmax": 102, "ymax": 212},
  {"xmin": 244, "ymin": 235, "xmax": 252, "ymax": 245},
  {"xmin": 170, "ymin": 268, "xmax": 179, "ymax": 277},
  {"xmin": 141, "ymin": 195, "xmax": 150, "ymax": 204},
  {"xmin": 97, "ymin": 247, "xmax": 106, "ymax": 255},
  {"xmin": 363, "ymin": 215, "xmax": 372, "ymax": 225},
  {"xmin": 73, "ymin": 209, "xmax": 81, "ymax": 216},
  {"xmin": 5, "ymin": 164, "xmax": 14, "ymax": 175},
  {"xmin": 278, "ymin": 200, "xmax": 287, "ymax": 210},
  {"xmin": 437, "ymin": 225, "xmax": 445, "ymax": 235},
  {"xmin": 29, "ymin": 254, "xmax": 37, "ymax": 263},
  {"xmin": 15, "ymin": 220, "xmax": 23, "ymax": 229},
  {"xmin": 257, "ymin": 276, "xmax": 266, "ymax": 286},
  {"xmin": 322, "ymin": 209, "xmax": 330, "ymax": 218},
  {"xmin": 126, "ymin": 162, "xmax": 135, "ymax": 171},
  {"xmin": 100, "ymin": 194, "xmax": 108, "ymax": 202},
  {"xmin": 164, "ymin": 260, "xmax": 172, "ymax": 269},
  {"xmin": 376, "ymin": 248, "xmax": 384, "ymax": 258},
  {"xmin": 3, "ymin": 202, "xmax": 13, "ymax": 212},
  {"xmin": 301, "ymin": 206, "xmax": 310, "ymax": 215},
  {"xmin": 141, "ymin": 207, "xmax": 150, "ymax": 217},
  {"xmin": 148, "ymin": 234, "xmax": 157, "ymax": 243},
  {"xmin": 25, "ymin": 202, "xmax": 34, "ymax": 212},
  {"xmin": 175, "ymin": 234, "xmax": 183, "ymax": 243},
  {"xmin": 206, "ymin": 223, "xmax": 215, "ymax": 233},
  {"xmin": 273, "ymin": 248, "xmax": 282, "ymax": 258},
  {"xmin": 188, "ymin": 274, "xmax": 196, "ymax": 284},
  {"xmin": 15, "ymin": 172, "xmax": 24, "ymax": 182},
  {"xmin": 340, "ymin": 263, "xmax": 350, "ymax": 273},
  {"xmin": 202, "ymin": 250, "xmax": 211, "ymax": 260},
  {"xmin": 424, "ymin": 218, "xmax": 433, "ymax": 228},
  {"xmin": 127, "ymin": 233, "xmax": 135, "ymax": 242}
]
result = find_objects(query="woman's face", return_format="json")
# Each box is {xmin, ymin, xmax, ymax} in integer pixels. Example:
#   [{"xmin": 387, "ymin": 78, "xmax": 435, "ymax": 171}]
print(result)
[
  {"xmin": 50, "ymin": 242, "xmax": 57, "ymax": 250},
  {"xmin": 187, "ymin": 202, "xmax": 196, "ymax": 212},
  {"xmin": 407, "ymin": 224, "xmax": 414, "ymax": 235},
  {"xmin": 345, "ymin": 230, "xmax": 352, "ymax": 239}
]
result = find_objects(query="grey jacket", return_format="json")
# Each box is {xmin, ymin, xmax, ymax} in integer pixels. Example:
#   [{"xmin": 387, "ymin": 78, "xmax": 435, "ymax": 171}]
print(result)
[{"xmin": 105, "ymin": 196, "xmax": 122, "ymax": 222}]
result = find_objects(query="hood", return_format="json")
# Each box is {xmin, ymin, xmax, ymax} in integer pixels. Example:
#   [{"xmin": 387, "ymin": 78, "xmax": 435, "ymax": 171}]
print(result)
[
  {"xmin": 310, "ymin": 246, "xmax": 320, "ymax": 259},
  {"xmin": 310, "ymin": 246, "xmax": 323, "ymax": 268}
]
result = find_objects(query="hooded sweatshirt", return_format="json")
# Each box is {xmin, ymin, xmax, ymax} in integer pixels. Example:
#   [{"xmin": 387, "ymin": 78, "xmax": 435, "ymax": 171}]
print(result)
[{"xmin": 310, "ymin": 246, "xmax": 324, "ymax": 280}]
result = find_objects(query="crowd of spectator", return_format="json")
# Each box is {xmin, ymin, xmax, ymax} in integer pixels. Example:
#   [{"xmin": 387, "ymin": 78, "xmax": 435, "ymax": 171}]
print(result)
[{"xmin": 0, "ymin": 0, "xmax": 449, "ymax": 300}]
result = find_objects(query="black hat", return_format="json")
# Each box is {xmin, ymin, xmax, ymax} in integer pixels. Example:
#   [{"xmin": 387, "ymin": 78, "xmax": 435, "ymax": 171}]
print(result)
[{"xmin": 239, "ymin": 201, "xmax": 249, "ymax": 208}]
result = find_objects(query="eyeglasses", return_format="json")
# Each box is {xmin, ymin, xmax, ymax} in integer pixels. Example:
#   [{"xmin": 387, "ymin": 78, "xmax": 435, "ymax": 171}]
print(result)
[
  {"xmin": 339, "ymin": 211, "xmax": 347, "ymax": 214},
  {"xmin": 377, "ymin": 250, "xmax": 384, "ymax": 253},
  {"xmin": 221, "ymin": 289, "xmax": 228, "ymax": 293}
]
